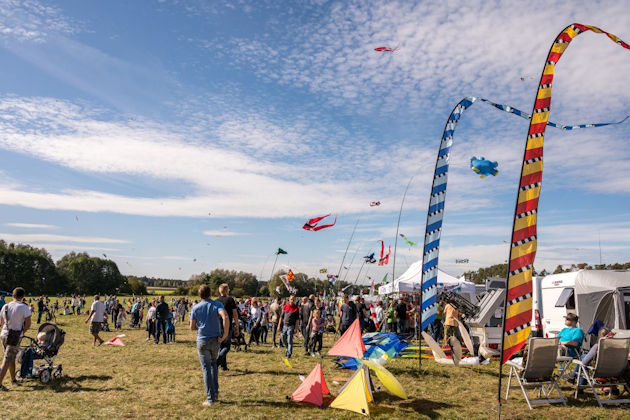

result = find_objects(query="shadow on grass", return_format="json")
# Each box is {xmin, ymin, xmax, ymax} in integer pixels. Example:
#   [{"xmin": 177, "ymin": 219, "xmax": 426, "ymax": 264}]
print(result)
[
  {"xmin": 226, "ymin": 368, "xmax": 298, "ymax": 377},
  {"xmin": 397, "ymin": 397, "xmax": 456, "ymax": 418},
  {"xmin": 28, "ymin": 374, "xmax": 124, "ymax": 393},
  {"xmin": 386, "ymin": 365, "xmax": 452, "ymax": 379}
]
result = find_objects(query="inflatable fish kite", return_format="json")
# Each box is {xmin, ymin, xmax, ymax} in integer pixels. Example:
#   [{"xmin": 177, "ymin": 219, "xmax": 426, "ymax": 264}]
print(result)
[
  {"xmin": 303, "ymin": 214, "xmax": 337, "ymax": 231},
  {"xmin": 470, "ymin": 156, "xmax": 498, "ymax": 178}
]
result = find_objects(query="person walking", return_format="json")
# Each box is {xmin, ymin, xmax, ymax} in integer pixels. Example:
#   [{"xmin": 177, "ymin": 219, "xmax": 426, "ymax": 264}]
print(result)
[
  {"xmin": 37, "ymin": 297, "xmax": 45, "ymax": 324},
  {"xmin": 0, "ymin": 287, "xmax": 31, "ymax": 390},
  {"xmin": 190, "ymin": 285, "xmax": 229, "ymax": 406},
  {"xmin": 85, "ymin": 295, "xmax": 105, "ymax": 346},
  {"xmin": 279, "ymin": 295, "xmax": 299, "ymax": 358},
  {"xmin": 146, "ymin": 301, "xmax": 157, "ymax": 341},
  {"xmin": 248, "ymin": 299, "xmax": 262, "ymax": 346},
  {"xmin": 216, "ymin": 283, "xmax": 239, "ymax": 372},
  {"xmin": 269, "ymin": 297, "xmax": 283, "ymax": 347},
  {"xmin": 338, "ymin": 295, "xmax": 356, "ymax": 335},
  {"xmin": 155, "ymin": 296, "xmax": 169, "ymax": 344}
]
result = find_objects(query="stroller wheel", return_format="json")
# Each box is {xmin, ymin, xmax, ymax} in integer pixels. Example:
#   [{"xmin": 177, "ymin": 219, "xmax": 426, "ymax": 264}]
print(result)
[
  {"xmin": 40, "ymin": 369, "xmax": 51, "ymax": 384},
  {"xmin": 54, "ymin": 366, "xmax": 62, "ymax": 378}
]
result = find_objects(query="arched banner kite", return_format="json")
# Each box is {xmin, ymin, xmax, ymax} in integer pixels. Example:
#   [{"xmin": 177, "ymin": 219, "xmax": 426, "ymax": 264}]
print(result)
[
  {"xmin": 374, "ymin": 46, "xmax": 398, "ymax": 52},
  {"xmin": 500, "ymin": 24, "xmax": 630, "ymax": 365},
  {"xmin": 303, "ymin": 214, "xmax": 337, "ymax": 231},
  {"xmin": 419, "ymin": 96, "xmax": 627, "ymax": 331}
]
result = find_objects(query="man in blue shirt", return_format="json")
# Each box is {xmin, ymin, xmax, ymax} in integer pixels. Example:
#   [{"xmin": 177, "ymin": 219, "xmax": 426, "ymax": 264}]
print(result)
[
  {"xmin": 557, "ymin": 313, "xmax": 585, "ymax": 358},
  {"xmin": 190, "ymin": 285, "xmax": 229, "ymax": 406}
]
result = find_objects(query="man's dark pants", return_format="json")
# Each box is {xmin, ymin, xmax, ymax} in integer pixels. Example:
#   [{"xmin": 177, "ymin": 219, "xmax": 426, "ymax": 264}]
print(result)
[{"xmin": 155, "ymin": 319, "xmax": 167, "ymax": 343}]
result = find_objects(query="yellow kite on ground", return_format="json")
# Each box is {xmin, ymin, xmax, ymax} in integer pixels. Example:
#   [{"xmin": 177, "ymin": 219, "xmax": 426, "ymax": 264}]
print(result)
[
  {"xmin": 330, "ymin": 366, "xmax": 372, "ymax": 416},
  {"xmin": 363, "ymin": 359, "xmax": 407, "ymax": 399}
]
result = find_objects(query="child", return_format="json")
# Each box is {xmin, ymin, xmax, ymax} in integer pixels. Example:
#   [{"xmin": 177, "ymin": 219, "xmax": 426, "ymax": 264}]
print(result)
[
  {"xmin": 309, "ymin": 309, "xmax": 324, "ymax": 356},
  {"xmin": 165, "ymin": 312, "xmax": 175, "ymax": 343},
  {"xmin": 116, "ymin": 307, "xmax": 126, "ymax": 330},
  {"xmin": 260, "ymin": 306, "xmax": 269, "ymax": 344}
]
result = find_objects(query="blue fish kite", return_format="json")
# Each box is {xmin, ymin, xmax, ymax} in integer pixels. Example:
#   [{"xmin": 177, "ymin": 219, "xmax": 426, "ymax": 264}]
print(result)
[{"xmin": 470, "ymin": 156, "xmax": 498, "ymax": 178}]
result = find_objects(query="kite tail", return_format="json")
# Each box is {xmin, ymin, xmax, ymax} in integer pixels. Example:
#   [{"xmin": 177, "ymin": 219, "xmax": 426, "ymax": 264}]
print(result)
[{"xmin": 311, "ymin": 216, "xmax": 337, "ymax": 231}]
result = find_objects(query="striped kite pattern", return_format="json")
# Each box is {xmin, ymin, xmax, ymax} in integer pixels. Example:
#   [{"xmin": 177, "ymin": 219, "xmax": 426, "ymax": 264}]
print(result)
[
  {"xmin": 502, "ymin": 23, "xmax": 630, "ymax": 363},
  {"xmin": 420, "ymin": 95, "xmax": 627, "ymax": 332}
]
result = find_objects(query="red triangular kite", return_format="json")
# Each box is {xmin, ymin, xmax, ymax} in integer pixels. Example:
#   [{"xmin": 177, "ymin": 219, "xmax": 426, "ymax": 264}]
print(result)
[
  {"xmin": 104, "ymin": 337, "xmax": 125, "ymax": 346},
  {"xmin": 290, "ymin": 363, "xmax": 330, "ymax": 406},
  {"xmin": 327, "ymin": 319, "xmax": 366, "ymax": 359}
]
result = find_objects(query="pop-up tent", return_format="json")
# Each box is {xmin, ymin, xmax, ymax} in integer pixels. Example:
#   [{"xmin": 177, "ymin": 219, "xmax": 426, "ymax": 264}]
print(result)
[
  {"xmin": 378, "ymin": 261, "xmax": 477, "ymax": 303},
  {"xmin": 573, "ymin": 270, "xmax": 630, "ymax": 333}
]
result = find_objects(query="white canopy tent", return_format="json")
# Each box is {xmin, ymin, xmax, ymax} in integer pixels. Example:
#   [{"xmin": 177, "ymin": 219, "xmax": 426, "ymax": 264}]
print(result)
[{"xmin": 377, "ymin": 261, "xmax": 478, "ymax": 304}]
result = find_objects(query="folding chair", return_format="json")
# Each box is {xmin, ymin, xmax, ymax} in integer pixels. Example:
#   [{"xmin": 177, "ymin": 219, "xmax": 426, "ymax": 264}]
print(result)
[
  {"xmin": 573, "ymin": 337, "xmax": 630, "ymax": 407},
  {"xmin": 505, "ymin": 337, "xmax": 567, "ymax": 409}
]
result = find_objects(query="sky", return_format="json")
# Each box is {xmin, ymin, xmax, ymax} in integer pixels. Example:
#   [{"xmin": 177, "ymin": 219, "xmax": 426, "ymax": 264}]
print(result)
[{"xmin": 1, "ymin": 0, "xmax": 630, "ymax": 283}]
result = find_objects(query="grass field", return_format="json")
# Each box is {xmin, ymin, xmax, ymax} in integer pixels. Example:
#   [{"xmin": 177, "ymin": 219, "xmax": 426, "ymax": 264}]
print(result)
[
  {"xmin": 3, "ymin": 297, "xmax": 630, "ymax": 419},
  {"xmin": 146, "ymin": 287, "xmax": 176, "ymax": 295}
]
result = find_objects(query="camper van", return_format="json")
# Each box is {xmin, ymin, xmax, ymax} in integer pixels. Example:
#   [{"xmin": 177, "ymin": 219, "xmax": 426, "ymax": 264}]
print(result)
[{"xmin": 540, "ymin": 270, "xmax": 630, "ymax": 344}]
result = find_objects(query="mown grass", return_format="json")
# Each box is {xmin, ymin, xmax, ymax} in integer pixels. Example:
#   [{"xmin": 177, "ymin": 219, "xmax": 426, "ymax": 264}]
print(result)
[
  {"xmin": 146, "ymin": 287, "xmax": 176, "ymax": 295},
  {"xmin": 3, "ymin": 297, "xmax": 630, "ymax": 419}
]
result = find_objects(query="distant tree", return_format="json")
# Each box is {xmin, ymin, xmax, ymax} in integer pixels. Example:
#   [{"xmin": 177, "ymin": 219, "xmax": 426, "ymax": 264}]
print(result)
[
  {"xmin": 56, "ymin": 252, "xmax": 125, "ymax": 294},
  {"xmin": 0, "ymin": 241, "xmax": 66, "ymax": 295}
]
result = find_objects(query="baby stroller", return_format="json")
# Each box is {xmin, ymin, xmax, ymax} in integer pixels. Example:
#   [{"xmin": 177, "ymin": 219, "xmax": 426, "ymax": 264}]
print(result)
[
  {"xmin": 231, "ymin": 314, "xmax": 248, "ymax": 352},
  {"xmin": 19, "ymin": 323, "xmax": 65, "ymax": 384}
]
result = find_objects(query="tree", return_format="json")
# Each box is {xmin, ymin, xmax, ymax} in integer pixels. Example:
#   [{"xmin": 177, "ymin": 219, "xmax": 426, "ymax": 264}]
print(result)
[
  {"xmin": 56, "ymin": 252, "xmax": 125, "ymax": 294},
  {"xmin": 0, "ymin": 241, "xmax": 66, "ymax": 295},
  {"xmin": 462, "ymin": 263, "xmax": 508, "ymax": 284}
]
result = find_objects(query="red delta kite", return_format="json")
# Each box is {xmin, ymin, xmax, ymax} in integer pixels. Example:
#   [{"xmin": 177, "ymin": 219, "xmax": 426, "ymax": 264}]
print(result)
[{"xmin": 303, "ymin": 214, "xmax": 337, "ymax": 231}]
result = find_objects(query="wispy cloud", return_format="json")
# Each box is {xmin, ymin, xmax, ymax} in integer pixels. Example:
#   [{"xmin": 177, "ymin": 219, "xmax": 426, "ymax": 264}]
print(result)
[
  {"xmin": 0, "ymin": 233, "xmax": 129, "ymax": 244},
  {"xmin": 0, "ymin": 0, "xmax": 79, "ymax": 43},
  {"xmin": 5, "ymin": 222, "xmax": 58, "ymax": 229},
  {"xmin": 203, "ymin": 230, "xmax": 251, "ymax": 237}
]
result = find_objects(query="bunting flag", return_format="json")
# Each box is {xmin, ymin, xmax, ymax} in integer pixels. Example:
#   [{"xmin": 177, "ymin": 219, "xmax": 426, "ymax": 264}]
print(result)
[
  {"xmin": 420, "ymin": 94, "xmax": 627, "ymax": 332},
  {"xmin": 501, "ymin": 23, "xmax": 630, "ymax": 363}
]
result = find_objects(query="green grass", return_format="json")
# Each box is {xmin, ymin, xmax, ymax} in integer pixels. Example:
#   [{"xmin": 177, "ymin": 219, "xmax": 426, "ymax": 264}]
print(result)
[
  {"xmin": 146, "ymin": 287, "xmax": 177, "ymax": 295},
  {"xmin": 3, "ymin": 297, "xmax": 630, "ymax": 419}
]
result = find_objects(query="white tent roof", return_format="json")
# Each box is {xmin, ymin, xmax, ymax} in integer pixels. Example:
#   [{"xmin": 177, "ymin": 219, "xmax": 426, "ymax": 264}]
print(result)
[{"xmin": 378, "ymin": 261, "xmax": 477, "ymax": 303}]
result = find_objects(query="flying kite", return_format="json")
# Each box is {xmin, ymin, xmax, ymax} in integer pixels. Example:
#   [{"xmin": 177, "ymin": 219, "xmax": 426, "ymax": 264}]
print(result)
[
  {"xmin": 470, "ymin": 156, "xmax": 499, "ymax": 178},
  {"xmin": 378, "ymin": 241, "xmax": 391, "ymax": 266},
  {"xmin": 363, "ymin": 253, "xmax": 376, "ymax": 264},
  {"xmin": 287, "ymin": 269, "xmax": 295, "ymax": 282},
  {"xmin": 419, "ymin": 94, "xmax": 628, "ymax": 332},
  {"xmin": 327, "ymin": 274, "xmax": 338, "ymax": 283},
  {"xmin": 374, "ymin": 46, "xmax": 398, "ymax": 52},
  {"xmin": 102, "ymin": 253, "xmax": 107, "ymax": 258},
  {"xmin": 369, "ymin": 201, "xmax": 381, "ymax": 207},
  {"xmin": 399, "ymin": 234, "xmax": 417, "ymax": 247},
  {"xmin": 319, "ymin": 268, "xmax": 328, "ymax": 274},
  {"xmin": 302, "ymin": 214, "xmax": 337, "ymax": 231}
]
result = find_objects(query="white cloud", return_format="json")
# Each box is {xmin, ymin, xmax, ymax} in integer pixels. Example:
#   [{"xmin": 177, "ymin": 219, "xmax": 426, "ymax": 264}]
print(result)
[
  {"xmin": 5, "ymin": 222, "xmax": 58, "ymax": 229},
  {"xmin": 203, "ymin": 230, "xmax": 251, "ymax": 237},
  {"xmin": 0, "ymin": 233, "xmax": 129, "ymax": 244},
  {"xmin": 0, "ymin": 0, "xmax": 79, "ymax": 43}
]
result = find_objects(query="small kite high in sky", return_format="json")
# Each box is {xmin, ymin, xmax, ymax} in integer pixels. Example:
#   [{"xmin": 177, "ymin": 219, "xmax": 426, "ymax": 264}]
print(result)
[
  {"xmin": 470, "ymin": 156, "xmax": 499, "ymax": 178},
  {"xmin": 363, "ymin": 253, "xmax": 376, "ymax": 264},
  {"xmin": 302, "ymin": 214, "xmax": 337, "ymax": 231},
  {"xmin": 377, "ymin": 240, "xmax": 391, "ymax": 266},
  {"xmin": 374, "ymin": 46, "xmax": 398, "ymax": 52},
  {"xmin": 399, "ymin": 234, "xmax": 417, "ymax": 247},
  {"xmin": 369, "ymin": 201, "xmax": 381, "ymax": 207}
]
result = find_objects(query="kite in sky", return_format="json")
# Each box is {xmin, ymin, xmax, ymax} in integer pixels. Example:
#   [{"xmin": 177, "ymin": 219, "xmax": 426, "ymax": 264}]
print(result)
[
  {"xmin": 399, "ymin": 234, "xmax": 418, "ymax": 247},
  {"xmin": 369, "ymin": 201, "xmax": 381, "ymax": 207},
  {"xmin": 276, "ymin": 248, "xmax": 288, "ymax": 255},
  {"xmin": 470, "ymin": 156, "xmax": 499, "ymax": 178},
  {"xmin": 319, "ymin": 268, "xmax": 328, "ymax": 274},
  {"xmin": 302, "ymin": 214, "xmax": 337, "ymax": 231},
  {"xmin": 378, "ymin": 241, "xmax": 391, "ymax": 266},
  {"xmin": 363, "ymin": 253, "xmax": 376, "ymax": 264},
  {"xmin": 418, "ymin": 94, "xmax": 628, "ymax": 333},
  {"xmin": 327, "ymin": 274, "xmax": 338, "ymax": 283},
  {"xmin": 287, "ymin": 269, "xmax": 295, "ymax": 282},
  {"xmin": 374, "ymin": 46, "xmax": 398, "ymax": 52}
]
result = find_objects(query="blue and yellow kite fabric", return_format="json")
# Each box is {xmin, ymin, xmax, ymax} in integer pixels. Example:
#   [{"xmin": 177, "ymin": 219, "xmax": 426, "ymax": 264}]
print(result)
[{"xmin": 335, "ymin": 332, "xmax": 409, "ymax": 370}]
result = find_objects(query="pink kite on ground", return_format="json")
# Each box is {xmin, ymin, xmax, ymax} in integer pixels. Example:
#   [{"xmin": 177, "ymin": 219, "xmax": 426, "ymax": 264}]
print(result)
[
  {"xmin": 104, "ymin": 337, "xmax": 125, "ymax": 346},
  {"xmin": 290, "ymin": 363, "xmax": 330, "ymax": 406},
  {"xmin": 328, "ymin": 319, "xmax": 366, "ymax": 359}
]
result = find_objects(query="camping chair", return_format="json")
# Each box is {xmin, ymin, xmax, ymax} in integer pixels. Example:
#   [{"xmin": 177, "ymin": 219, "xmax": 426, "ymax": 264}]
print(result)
[
  {"xmin": 573, "ymin": 337, "xmax": 630, "ymax": 407},
  {"xmin": 505, "ymin": 337, "xmax": 567, "ymax": 409}
]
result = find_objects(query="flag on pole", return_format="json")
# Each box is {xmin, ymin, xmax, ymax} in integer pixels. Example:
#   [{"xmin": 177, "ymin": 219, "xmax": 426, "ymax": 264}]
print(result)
[{"xmin": 276, "ymin": 248, "xmax": 288, "ymax": 255}]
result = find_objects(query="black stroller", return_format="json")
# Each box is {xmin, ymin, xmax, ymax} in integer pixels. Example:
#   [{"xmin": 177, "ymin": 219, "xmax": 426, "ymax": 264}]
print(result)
[{"xmin": 19, "ymin": 323, "xmax": 65, "ymax": 384}]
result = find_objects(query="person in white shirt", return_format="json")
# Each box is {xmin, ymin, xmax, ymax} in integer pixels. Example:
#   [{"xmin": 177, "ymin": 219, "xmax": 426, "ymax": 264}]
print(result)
[
  {"xmin": 85, "ymin": 295, "xmax": 106, "ymax": 346},
  {"xmin": 146, "ymin": 301, "xmax": 157, "ymax": 342},
  {"xmin": 0, "ymin": 287, "xmax": 31, "ymax": 390}
]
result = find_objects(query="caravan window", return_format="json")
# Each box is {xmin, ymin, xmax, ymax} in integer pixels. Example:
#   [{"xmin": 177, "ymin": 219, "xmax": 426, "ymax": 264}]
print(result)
[{"xmin": 555, "ymin": 288, "xmax": 575, "ymax": 309}]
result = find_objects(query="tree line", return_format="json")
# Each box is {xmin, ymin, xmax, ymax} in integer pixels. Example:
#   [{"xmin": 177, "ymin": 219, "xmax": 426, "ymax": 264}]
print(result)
[{"xmin": 0, "ymin": 241, "xmax": 146, "ymax": 296}]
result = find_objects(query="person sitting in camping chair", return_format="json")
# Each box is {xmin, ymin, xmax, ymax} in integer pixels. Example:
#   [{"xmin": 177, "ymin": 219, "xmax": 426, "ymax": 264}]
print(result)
[{"xmin": 557, "ymin": 313, "xmax": 585, "ymax": 358}]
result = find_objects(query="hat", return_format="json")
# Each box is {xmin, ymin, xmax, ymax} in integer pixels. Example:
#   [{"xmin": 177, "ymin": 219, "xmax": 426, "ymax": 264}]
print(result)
[{"xmin": 564, "ymin": 313, "xmax": 578, "ymax": 321}]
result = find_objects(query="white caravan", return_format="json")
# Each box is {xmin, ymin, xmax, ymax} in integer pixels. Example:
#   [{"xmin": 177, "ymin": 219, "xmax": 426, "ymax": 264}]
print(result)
[{"xmin": 540, "ymin": 270, "xmax": 630, "ymax": 344}]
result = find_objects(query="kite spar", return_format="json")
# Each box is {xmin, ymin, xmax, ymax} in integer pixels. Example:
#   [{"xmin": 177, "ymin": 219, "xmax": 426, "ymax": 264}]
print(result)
[{"xmin": 498, "ymin": 23, "xmax": 630, "ymax": 408}]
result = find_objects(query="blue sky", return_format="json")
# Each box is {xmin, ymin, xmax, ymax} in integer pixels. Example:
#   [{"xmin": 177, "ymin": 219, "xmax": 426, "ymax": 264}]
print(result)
[{"xmin": 1, "ymin": 0, "xmax": 630, "ymax": 282}]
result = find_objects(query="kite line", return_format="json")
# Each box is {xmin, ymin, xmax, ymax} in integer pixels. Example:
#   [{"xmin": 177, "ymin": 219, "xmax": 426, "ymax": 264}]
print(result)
[
  {"xmin": 419, "ymin": 96, "xmax": 627, "ymax": 333},
  {"xmin": 498, "ymin": 23, "xmax": 630, "ymax": 406}
]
